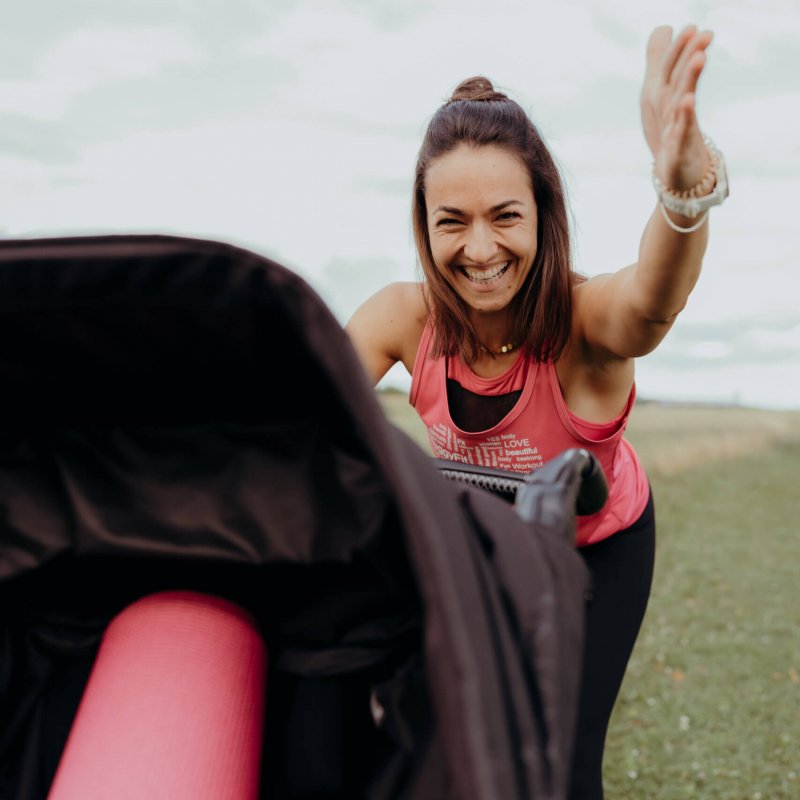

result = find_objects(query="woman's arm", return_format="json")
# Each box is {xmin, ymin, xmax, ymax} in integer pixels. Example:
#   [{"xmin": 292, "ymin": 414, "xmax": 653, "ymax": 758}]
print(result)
[
  {"xmin": 577, "ymin": 26, "xmax": 721, "ymax": 362},
  {"xmin": 345, "ymin": 282, "xmax": 427, "ymax": 385}
]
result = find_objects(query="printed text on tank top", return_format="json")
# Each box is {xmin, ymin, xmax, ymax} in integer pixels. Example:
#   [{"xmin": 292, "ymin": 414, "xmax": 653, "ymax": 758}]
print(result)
[{"xmin": 410, "ymin": 322, "xmax": 651, "ymax": 545}]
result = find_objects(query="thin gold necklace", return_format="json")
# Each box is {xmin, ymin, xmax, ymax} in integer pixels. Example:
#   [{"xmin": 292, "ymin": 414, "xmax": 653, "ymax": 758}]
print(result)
[{"xmin": 480, "ymin": 341, "xmax": 517, "ymax": 356}]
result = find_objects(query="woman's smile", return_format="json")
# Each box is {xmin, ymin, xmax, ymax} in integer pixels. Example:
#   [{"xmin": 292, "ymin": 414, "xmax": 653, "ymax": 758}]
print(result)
[{"xmin": 460, "ymin": 260, "xmax": 512, "ymax": 285}]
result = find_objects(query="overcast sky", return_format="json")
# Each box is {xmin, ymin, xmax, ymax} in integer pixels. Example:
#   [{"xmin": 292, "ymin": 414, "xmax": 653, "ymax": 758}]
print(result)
[{"xmin": 2, "ymin": 0, "xmax": 798, "ymax": 409}]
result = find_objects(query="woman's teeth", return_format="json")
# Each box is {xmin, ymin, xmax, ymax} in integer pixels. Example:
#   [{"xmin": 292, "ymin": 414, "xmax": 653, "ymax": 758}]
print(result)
[{"xmin": 462, "ymin": 261, "xmax": 510, "ymax": 284}]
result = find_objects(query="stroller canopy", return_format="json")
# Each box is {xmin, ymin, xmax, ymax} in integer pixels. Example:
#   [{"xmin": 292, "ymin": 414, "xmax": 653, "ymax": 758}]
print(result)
[{"xmin": 0, "ymin": 235, "xmax": 589, "ymax": 799}]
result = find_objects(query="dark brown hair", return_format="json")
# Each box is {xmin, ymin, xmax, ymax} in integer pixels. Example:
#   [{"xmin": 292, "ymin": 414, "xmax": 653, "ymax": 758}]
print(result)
[{"xmin": 413, "ymin": 76, "xmax": 575, "ymax": 363}]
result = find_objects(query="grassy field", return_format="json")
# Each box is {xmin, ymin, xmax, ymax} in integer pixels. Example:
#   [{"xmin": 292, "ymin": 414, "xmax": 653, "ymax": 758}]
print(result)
[{"xmin": 378, "ymin": 391, "xmax": 800, "ymax": 798}]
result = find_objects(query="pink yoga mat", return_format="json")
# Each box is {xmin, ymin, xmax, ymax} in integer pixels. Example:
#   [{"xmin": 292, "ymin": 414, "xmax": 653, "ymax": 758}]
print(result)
[{"xmin": 48, "ymin": 591, "xmax": 267, "ymax": 800}]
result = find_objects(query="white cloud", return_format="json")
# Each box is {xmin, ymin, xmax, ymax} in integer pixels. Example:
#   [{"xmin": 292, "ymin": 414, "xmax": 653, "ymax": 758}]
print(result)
[
  {"xmin": 686, "ymin": 340, "xmax": 733, "ymax": 360},
  {"xmin": 747, "ymin": 324, "xmax": 800, "ymax": 353},
  {"xmin": 0, "ymin": 25, "xmax": 202, "ymax": 120},
  {"xmin": 707, "ymin": 94, "xmax": 800, "ymax": 176},
  {"xmin": 2, "ymin": 0, "xmax": 799, "ymax": 409},
  {"xmin": 636, "ymin": 358, "xmax": 799, "ymax": 410}
]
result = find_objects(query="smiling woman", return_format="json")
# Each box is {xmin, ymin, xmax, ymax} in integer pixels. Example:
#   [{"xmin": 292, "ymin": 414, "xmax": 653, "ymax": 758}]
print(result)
[
  {"xmin": 424, "ymin": 146, "xmax": 541, "ymax": 344},
  {"xmin": 346, "ymin": 24, "xmax": 729, "ymax": 800},
  {"xmin": 413, "ymin": 78, "xmax": 571, "ymax": 370}
]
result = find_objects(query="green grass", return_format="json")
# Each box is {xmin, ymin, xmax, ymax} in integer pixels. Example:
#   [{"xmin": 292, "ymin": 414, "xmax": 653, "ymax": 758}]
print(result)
[
  {"xmin": 377, "ymin": 393, "xmax": 800, "ymax": 798},
  {"xmin": 604, "ymin": 441, "xmax": 800, "ymax": 799}
]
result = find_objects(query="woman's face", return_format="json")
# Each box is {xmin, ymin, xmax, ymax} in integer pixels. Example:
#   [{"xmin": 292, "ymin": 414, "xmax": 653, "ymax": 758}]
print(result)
[{"xmin": 425, "ymin": 143, "xmax": 538, "ymax": 317}]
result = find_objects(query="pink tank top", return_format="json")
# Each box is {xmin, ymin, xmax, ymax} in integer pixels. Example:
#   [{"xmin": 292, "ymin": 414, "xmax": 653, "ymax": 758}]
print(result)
[{"xmin": 410, "ymin": 323, "xmax": 650, "ymax": 547}]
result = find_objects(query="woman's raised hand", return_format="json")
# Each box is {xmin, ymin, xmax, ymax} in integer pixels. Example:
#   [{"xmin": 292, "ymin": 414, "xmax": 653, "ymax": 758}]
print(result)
[{"xmin": 640, "ymin": 25, "xmax": 713, "ymax": 191}]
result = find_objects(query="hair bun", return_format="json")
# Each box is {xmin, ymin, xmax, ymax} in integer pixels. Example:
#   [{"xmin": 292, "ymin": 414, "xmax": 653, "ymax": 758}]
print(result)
[{"xmin": 448, "ymin": 76, "xmax": 508, "ymax": 104}]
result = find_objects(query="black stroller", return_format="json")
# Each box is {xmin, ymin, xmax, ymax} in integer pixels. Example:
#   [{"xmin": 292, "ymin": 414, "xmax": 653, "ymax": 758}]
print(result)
[{"xmin": 0, "ymin": 235, "xmax": 604, "ymax": 799}]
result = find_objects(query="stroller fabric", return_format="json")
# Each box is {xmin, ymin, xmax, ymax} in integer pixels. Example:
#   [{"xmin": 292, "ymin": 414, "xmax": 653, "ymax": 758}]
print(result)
[{"xmin": 0, "ymin": 235, "xmax": 589, "ymax": 799}]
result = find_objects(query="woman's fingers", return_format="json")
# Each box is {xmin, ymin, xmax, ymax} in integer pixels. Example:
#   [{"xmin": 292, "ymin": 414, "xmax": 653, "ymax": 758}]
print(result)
[
  {"xmin": 659, "ymin": 28, "xmax": 711, "ymax": 141},
  {"xmin": 645, "ymin": 25, "xmax": 673, "ymax": 79},
  {"xmin": 660, "ymin": 25, "xmax": 696, "ymax": 84},
  {"xmin": 668, "ymin": 29, "xmax": 712, "ymax": 90},
  {"xmin": 676, "ymin": 49, "xmax": 707, "ymax": 102},
  {"xmin": 642, "ymin": 23, "xmax": 713, "ymax": 173}
]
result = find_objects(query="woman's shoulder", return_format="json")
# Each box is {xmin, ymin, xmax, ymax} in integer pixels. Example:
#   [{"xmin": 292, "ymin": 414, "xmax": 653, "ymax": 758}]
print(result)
[
  {"xmin": 377, "ymin": 282, "xmax": 429, "ymax": 369},
  {"xmin": 381, "ymin": 280, "xmax": 427, "ymax": 311},
  {"xmin": 365, "ymin": 281, "xmax": 429, "ymax": 331},
  {"xmin": 346, "ymin": 282, "xmax": 429, "ymax": 381}
]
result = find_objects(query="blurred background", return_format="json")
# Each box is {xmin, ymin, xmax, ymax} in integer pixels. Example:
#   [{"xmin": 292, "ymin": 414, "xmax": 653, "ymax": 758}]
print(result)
[{"xmin": 2, "ymin": 0, "xmax": 798, "ymax": 409}]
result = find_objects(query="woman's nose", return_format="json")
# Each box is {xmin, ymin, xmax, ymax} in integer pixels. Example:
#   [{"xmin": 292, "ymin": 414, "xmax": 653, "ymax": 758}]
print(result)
[{"xmin": 462, "ymin": 223, "xmax": 497, "ymax": 264}]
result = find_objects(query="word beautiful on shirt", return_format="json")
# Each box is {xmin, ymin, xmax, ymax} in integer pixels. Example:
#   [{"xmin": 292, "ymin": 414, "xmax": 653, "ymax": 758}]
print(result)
[{"xmin": 429, "ymin": 421, "xmax": 544, "ymax": 473}]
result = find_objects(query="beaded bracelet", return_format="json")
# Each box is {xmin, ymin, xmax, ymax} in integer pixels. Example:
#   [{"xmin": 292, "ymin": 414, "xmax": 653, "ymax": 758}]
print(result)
[{"xmin": 652, "ymin": 135, "xmax": 729, "ymax": 232}]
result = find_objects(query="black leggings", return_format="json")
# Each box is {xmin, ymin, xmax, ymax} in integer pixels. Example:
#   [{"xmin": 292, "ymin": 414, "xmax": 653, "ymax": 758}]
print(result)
[{"xmin": 568, "ymin": 489, "xmax": 656, "ymax": 800}]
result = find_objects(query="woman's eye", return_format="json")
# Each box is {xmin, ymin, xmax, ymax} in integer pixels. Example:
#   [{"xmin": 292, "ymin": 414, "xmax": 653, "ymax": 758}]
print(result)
[
  {"xmin": 497, "ymin": 211, "xmax": 520, "ymax": 222},
  {"xmin": 436, "ymin": 218, "xmax": 461, "ymax": 227}
]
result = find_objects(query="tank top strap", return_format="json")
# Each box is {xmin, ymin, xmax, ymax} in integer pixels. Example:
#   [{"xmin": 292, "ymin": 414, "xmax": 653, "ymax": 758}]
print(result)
[{"xmin": 409, "ymin": 320, "xmax": 436, "ymax": 408}]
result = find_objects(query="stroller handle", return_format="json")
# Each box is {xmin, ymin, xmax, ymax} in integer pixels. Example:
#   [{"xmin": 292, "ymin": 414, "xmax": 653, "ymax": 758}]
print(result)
[{"xmin": 434, "ymin": 447, "xmax": 609, "ymax": 521}]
